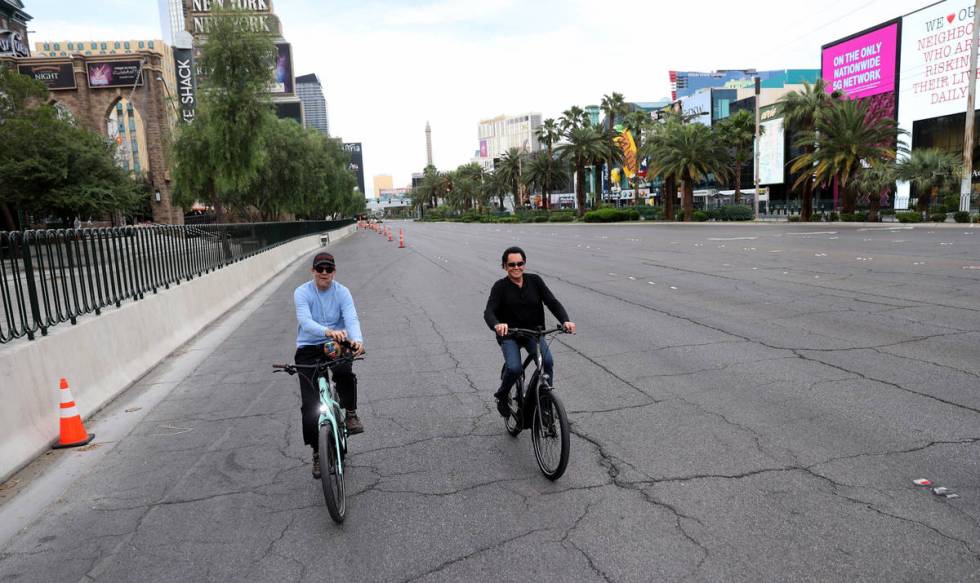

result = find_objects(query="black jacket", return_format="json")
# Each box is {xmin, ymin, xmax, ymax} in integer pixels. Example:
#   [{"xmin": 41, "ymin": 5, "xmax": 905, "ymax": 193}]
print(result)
[{"xmin": 483, "ymin": 273, "xmax": 570, "ymax": 335}]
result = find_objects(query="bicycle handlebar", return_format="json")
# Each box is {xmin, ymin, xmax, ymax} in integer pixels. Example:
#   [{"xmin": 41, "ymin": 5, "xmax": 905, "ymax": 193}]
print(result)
[
  {"xmin": 272, "ymin": 355, "xmax": 364, "ymax": 375},
  {"xmin": 505, "ymin": 325, "xmax": 567, "ymax": 338}
]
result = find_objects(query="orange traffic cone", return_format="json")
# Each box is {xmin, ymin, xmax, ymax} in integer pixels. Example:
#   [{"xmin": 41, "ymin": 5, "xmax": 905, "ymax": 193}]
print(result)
[
  {"xmin": 399, "ymin": 229, "xmax": 405, "ymax": 248},
  {"xmin": 387, "ymin": 230, "xmax": 393, "ymax": 242},
  {"xmin": 52, "ymin": 378, "xmax": 94, "ymax": 449}
]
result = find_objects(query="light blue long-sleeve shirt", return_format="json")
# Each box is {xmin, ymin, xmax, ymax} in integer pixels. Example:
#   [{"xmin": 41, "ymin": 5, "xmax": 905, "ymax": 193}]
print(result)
[{"xmin": 294, "ymin": 280, "xmax": 363, "ymax": 347}]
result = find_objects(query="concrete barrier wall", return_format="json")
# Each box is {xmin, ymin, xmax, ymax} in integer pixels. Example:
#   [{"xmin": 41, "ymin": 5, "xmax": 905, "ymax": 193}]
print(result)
[{"xmin": 0, "ymin": 225, "xmax": 355, "ymax": 482}]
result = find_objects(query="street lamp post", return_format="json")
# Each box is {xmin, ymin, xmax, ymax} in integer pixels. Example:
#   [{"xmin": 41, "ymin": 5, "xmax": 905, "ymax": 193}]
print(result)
[
  {"xmin": 960, "ymin": 0, "xmax": 980, "ymax": 213},
  {"xmin": 753, "ymin": 76, "xmax": 761, "ymax": 220}
]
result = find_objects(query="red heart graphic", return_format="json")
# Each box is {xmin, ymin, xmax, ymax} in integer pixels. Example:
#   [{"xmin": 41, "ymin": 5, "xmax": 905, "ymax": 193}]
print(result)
[{"xmin": 947, "ymin": 13, "xmax": 955, "ymax": 23}]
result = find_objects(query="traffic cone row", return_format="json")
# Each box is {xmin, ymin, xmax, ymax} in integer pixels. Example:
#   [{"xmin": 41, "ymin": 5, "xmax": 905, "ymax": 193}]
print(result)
[
  {"xmin": 52, "ymin": 377, "xmax": 94, "ymax": 449},
  {"xmin": 360, "ymin": 221, "xmax": 405, "ymax": 248}
]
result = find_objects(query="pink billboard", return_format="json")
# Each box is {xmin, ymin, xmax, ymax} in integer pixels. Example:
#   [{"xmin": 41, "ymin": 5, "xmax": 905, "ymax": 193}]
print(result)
[{"xmin": 822, "ymin": 22, "xmax": 899, "ymax": 99}]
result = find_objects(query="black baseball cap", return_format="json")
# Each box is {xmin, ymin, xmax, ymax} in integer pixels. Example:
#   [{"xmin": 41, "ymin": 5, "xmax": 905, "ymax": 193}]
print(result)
[{"xmin": 312, "ymin": 252, "xmax": 335, "ymax": 268}]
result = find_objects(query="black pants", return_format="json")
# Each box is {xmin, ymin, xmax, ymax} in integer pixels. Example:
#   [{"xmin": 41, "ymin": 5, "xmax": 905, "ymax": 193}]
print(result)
[{"xmin": 295, "ymin": 344, "xmax": 358, "ymax": 452}]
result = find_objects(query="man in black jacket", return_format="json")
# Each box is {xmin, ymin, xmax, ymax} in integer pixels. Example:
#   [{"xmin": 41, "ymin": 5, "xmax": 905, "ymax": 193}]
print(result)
[{"xmin": 484, "ymin": 246, "xmax": 576, "ymax": 417}]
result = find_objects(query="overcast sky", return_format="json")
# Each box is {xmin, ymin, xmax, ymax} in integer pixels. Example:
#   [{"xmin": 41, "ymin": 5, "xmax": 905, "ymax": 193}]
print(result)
[{"xmin": 29, "ymin": 0, "xmax": 938, "ymax": 197}]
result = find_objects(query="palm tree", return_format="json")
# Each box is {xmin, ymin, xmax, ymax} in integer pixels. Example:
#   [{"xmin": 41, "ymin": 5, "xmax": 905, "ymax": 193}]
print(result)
[
  {"xmin": 557, "ymin": 125, "xmax": 615, "ymax": 217},
  {"xmin": 776, "ymin": 79, "xmax": 843, "ymax": 220},
  {"xmin": 791, "ymin": 98, "xmax": 906, "ymax": 214},
  {"xmin": 647, "ymin": 122, "xmax": 729, "ymax": 222},
  {"xmin": 600, "ymin": 93, "xmax": 629, "ymax": 197},
  {"xmin": 496, "ymin": 147, "xmax": 525, "ymax": 208},
  {"xmin": 716, "ymin": 110, "xmax": 757, "ymax": 204},
  {"xmin": 853, "ymin": 161, "xmax": 897, "ymax": 222},
  {"xmin": 895, "ymin": 148, "xmax": 961, "ymax": 213},
  {"xmin": 525, "ymin": 151, "xmax": 569, "ymax": 207},
  {"xmin": 535, "ymin": 118, "xmax": 562, "ymax": 209},
  {"xmin": 559, "ymin": 105, "xmax": 589, "ymax": 133},
  {"xmin": 485, "ymin": 170, "xmax": 507, "ymax": 211}
]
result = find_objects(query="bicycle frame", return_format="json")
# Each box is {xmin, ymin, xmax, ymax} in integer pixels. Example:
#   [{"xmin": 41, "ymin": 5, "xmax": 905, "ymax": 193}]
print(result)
[{"xmin": 509, "ymin": 328, "xmax": 560, "ymax": 427}]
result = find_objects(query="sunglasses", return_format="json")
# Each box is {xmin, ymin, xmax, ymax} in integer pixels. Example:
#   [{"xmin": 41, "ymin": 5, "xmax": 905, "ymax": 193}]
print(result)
[
  {"xmin": 506, "ymin": 261, "xmax": 525, "ymax": 268},
  {"xmin": 314, "ymin": 265, "xmax": 335, "ymax": 274}
]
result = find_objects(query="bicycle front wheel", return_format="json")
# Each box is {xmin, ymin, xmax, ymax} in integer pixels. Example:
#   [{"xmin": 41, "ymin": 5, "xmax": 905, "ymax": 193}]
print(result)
[
  {"xmin": 318, "ymin": 424, "xmax": 346, "ymax": 523},
  {"xmin": 531, "ymin": 391, "xmax": 570, "ymax": 480}
]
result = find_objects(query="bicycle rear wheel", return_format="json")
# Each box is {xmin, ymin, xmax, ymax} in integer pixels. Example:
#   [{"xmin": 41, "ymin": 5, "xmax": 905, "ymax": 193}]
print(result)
[
  {"xmin": 531, "ymin": 391, "xmax": 570, "ymax": 480},
  {"xmin": 318, "ymin": 424, "xmax": 346, "ymax": 523}
]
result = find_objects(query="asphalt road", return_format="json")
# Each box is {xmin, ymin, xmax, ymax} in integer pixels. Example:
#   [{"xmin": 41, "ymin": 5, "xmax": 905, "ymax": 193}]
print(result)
[{"xmin": 1, "ymin": 221, "xmax": 979, "ymax": 582}]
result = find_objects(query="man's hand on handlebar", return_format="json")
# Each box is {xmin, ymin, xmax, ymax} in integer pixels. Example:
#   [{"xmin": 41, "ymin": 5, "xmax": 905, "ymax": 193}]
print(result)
[
  {"xmin": 349, "ymin": 340, "xmax": 365, "ymax": 357},
  {"xmin": 563, "ymin": 321, "xmax": 576, "ymax": 334},
  {"xmin": 325, "ymin": 328, "xmax": 348, "ymax": 342},
  {"xmin": 495, "ymin": 323, "xmax": 509, "ymax": 337}
]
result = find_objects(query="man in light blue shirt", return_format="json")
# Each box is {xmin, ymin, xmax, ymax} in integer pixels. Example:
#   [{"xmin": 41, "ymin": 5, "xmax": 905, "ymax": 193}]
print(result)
[{"xmin": 294, "ymin": 252, "xmax": 365, "ymax": 479}]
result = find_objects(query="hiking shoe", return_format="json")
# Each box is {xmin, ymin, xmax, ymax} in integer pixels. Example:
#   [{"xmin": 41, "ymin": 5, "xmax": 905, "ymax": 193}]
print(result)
[
  {"xmin": 346, "ymin": 412, "xmax": 364, "ymax": 435},
  {"xmin": 496, "ymin": 396, "xmax": 511, "ymax": 418},
  {"xmin": 312, "ymin": 452, "xmax": 321, "ymax": 479}
]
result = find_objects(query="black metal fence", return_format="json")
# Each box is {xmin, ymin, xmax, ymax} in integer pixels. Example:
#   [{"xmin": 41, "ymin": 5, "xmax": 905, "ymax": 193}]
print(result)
[{"xmin": 0, "ymin": 220, "xmax": 351, "ymax": 344}]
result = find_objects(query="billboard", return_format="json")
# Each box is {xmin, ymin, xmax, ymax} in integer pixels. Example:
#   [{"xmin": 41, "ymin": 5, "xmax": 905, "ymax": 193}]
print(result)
[
  {"xmin": 270, "ymin": 43, "xmax": 294, "ymax": 94},
  {"xmin": 822, "ymin": 21, "xmax": 899, "ymax": 99},
  {"xmin": 344, "ymin": 143, "xmax": 366, "ymax": 194},
  {"xmin": 87, "ymin": 61, "xmax": 143, "ymax": 89},
  {"xmin": 18, "ymin": 63, "xmax": 76, "ymax": 90},
  {"xmin": 899, "ymin": 2, "xmax": 979, "ymax": 124},
  {"xmin": 479, "ymin": 139, "xmax": 488, "ymax": 158},
  {"xmin": 758, "ymin": 113, "xmax": 785, "ymax": 186},
  {"xmin": 173, "ymin": 48, "xmax": 196, "ymax": 123}
]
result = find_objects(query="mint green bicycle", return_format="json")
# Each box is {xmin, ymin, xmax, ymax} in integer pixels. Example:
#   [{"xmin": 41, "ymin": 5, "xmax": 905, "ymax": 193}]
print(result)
[{"xmin": 274, "ymin": 348, "xmax": 362, "ymax": 523}]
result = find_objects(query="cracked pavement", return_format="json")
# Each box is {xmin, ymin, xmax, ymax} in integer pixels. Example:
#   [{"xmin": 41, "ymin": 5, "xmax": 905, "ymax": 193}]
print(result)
[{"xmin": 1, "ymin": 221, "xmax": 979, "ymax": 582}]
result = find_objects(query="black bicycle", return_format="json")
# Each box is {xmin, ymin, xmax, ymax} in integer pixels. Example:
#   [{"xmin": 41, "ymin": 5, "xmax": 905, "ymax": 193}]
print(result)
[
  {"xmin": 500, "ymin": 326, "xmax": 571, "ymax": 480},
  {"xmin": 273, "ymin": 345, "xmax": 363, "ymax": 523}
]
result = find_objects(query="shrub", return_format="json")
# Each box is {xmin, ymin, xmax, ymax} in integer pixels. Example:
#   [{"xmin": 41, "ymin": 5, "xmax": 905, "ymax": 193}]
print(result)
[
  {"xmin": 896, "ymin": 211, "xmax": 922, "ymax": 223},
  {"xmin": 720, "ymin": 205, "xmax": 753, "ymax": 221},
  {"xmin": 854, "ymin": 211, "xmax": 868, "ymax": 222},
  {"xmin": 693, "ymin": 210, "xmax": 708, "ymax": 222},
  {"xmin": 954, "ymin": 211, "xmax": 971, "ymax": 223},
  {"xmin": 879, "ymin": 208, "xmax": 895, "ymax": 215},
  {"xmin": 826, "ymin": 211, "xmax": 839, "ymax": 222},
  {"xmin": 496, "ymin": 216, "xmax": 519, "ymax": 223},
  {"xmin": 942, "ymin": 194, "xmax": 960, "ymax": 213},
  {"xmin": 673, "ymin": 209, "xmax": 685, "ymax": 221},
  {"xmin": 929, "ymin": 212, "xmax": 947, "ymax": 222},
  {"xmin": 548, "ymin": 211, "xmax": 575, "ymax": 222},
  {"xmin": 788, "ymin": 215, "xmax": 801, "ymax": 222},
  {"xmin": 584, "ymin": 207, "xmax": 635, "ymax": 222}
]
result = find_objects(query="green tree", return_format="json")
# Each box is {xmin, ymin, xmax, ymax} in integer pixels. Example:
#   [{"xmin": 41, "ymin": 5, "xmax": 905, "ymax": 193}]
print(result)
[
  {"xmin": 600, "ymin": 93, "xmax": 628, "ymax": 197},
  {"xmin": 559, "ymin": 105, "xmax": 589, "ymax": 133},
  {"xmin": 535, "ymin": 118, "xmax": 562, "ymax": 209},
  {"xmin": 496, "ymin": 147, "xmax": 526, "ymax": 207},
  {"xmin": 852, "ymin": 161, "xmax": 897, "ymax": 222},
  {"xmin": 895, "ymin": 148, "xmax": 961, "ymax": 213},
  {"xmin": 716, "ymin": 110, "xmax": 757, "ymax": 204},
  {"xmin": 557, "ymin": 125, "xmax": 616, "ymax": 217},
  {"xmin": 525, "ymin": 151, "xmax": 569, "ymax": 207},
  {"xmin": 0, "ymin": 68, "xmax": 142, "ymax": 229},
  {"xmin": 647, "ymin": 122, "xmax": 729, "ymax": 222},
  {"xmin": 776, "ymin": 79, "xmax": 843, "ymax": 221},
  {"xmin": 791, "ymin": 98, "xmax": 906, "ymax": 214},
  {"xmin": 171, "ymin": 5, "xmax": 276, "ymax": 222}
]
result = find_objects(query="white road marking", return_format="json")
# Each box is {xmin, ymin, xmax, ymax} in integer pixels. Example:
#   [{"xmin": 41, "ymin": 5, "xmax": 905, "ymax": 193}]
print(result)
[
  {"xmin": 628, "ymin": 276, "xmax": 636, "ymax": 280},
  {"xmin": 769, "ymin": 250, "xmax": 783, "ymax": 253},
  {"xmin": 670, "ymin": 286, "xmax": 678, "ymax": 290},
  {"xmin": 648, "ymin": 281, "xmax": 656, "ymax": 285},
  {"xmin": 708, "ymin": 236, "xmax": 758, "ymax": 241},
  {"xmin": 786, "ymin": 231, "xmax": 838, "ymax": 236},
  {"xmin": 815, "ymin": 253, "xmax": 828, "ymax": 257}
]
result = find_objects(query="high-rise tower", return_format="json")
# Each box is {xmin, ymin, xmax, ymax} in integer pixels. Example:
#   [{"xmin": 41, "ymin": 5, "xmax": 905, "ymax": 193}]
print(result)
[
  {"xmin": 296, "ymin": 73, "xmax": 328, "ymax": 135},
  {"xmin": 425, "ymin": 121, "xmax": 432, "ymax": 167}
]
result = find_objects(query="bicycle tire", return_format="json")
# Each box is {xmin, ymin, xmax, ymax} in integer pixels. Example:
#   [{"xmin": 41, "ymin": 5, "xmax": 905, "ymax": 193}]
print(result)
[
  {"xmin": 505, "ymin": 373, "xmax": 523, "ymax": 436},
  {"xmin": 318, "ymin": 424, "xmax": 346, "ymax": 523},
  {"xmin": 531, "ymin": 391, "xmax": 570, "ymax": 480}
]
